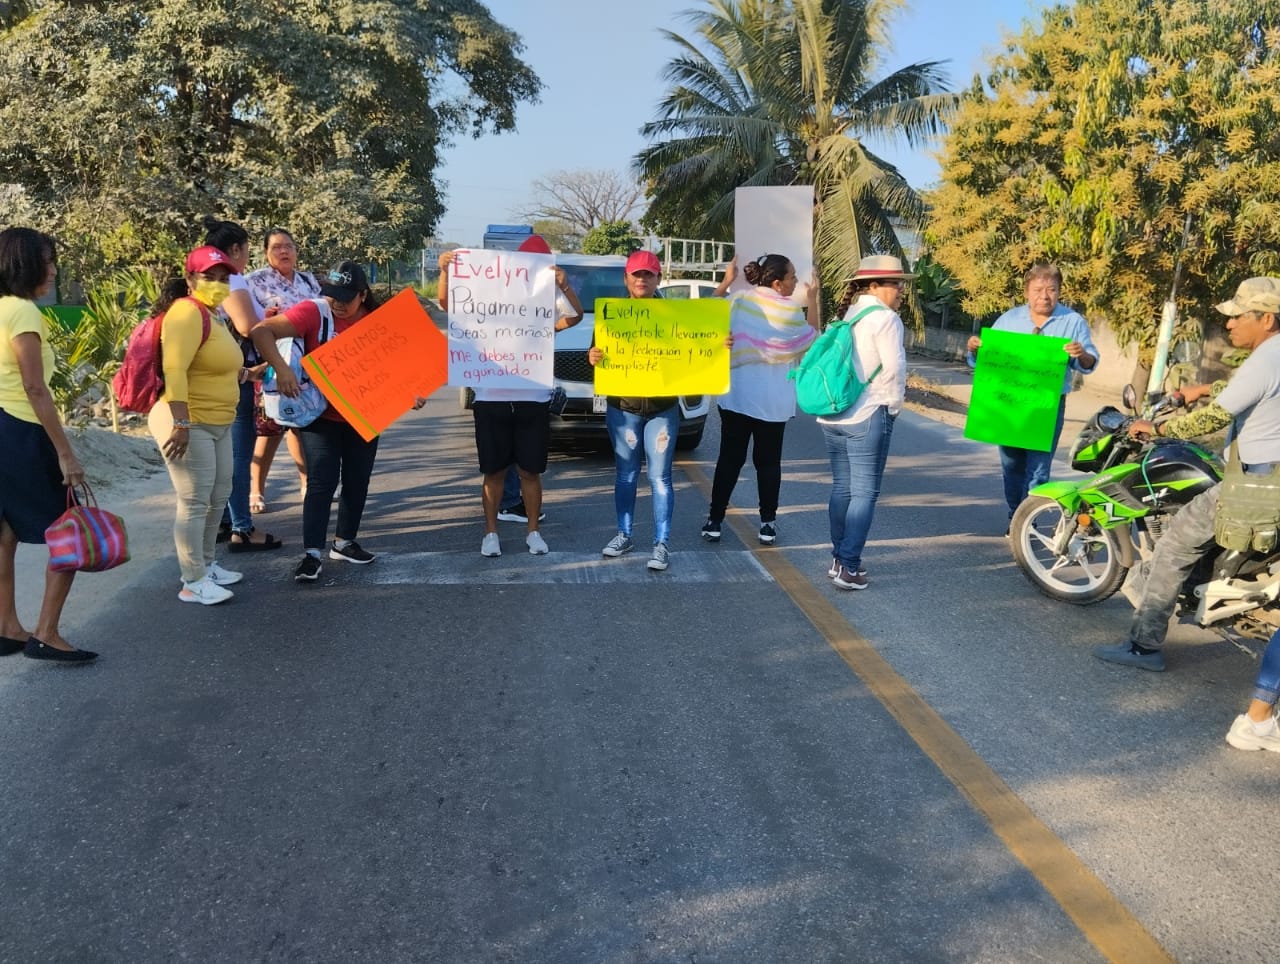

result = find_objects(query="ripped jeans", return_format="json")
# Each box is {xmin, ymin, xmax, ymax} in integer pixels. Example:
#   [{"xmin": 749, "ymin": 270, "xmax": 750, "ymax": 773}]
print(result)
[{"xmin": 606, "ymin": 403, "xmax": 679, "ymax": 546}]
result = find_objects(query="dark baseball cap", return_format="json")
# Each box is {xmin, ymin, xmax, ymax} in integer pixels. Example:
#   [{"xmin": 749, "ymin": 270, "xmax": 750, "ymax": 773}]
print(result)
[{"xmin": 319, "ymin": 261, "xmax": 369, "ymax": 301}]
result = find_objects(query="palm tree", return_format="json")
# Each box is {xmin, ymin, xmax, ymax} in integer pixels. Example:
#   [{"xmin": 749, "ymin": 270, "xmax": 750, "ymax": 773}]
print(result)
[{"xmin": 635, "ymin": 0, "xmax": 958, "ymax": 286}]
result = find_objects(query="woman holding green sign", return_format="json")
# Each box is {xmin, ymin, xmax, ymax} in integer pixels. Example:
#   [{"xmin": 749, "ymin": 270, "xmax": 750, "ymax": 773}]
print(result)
[
  {"xmin": 966, "ymin": 264, "xmax": 1098, "ymax": 523},
  {"xmin": 820, "ymin": 255, "xmax": 910, "ymax": 591}
]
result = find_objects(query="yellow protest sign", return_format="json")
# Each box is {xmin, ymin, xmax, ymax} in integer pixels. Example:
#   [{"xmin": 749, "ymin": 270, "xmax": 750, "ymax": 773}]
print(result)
[{"xmin": 591, "ymin": 298, "xmax": 730, "ymax": 396}]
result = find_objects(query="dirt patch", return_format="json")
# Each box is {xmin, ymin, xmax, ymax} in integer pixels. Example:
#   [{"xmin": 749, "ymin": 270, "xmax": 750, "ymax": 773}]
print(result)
[
  {"xmin": 903, "ymin": 372, "xmax": 968, "ymax": 428},
  {"xmin": 67, "ymin": 425, "xmax": 165, "ymax": 491}
]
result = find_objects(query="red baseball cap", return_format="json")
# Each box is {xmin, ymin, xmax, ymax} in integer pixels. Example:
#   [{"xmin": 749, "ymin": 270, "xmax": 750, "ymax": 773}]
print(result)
[
  {"xmin": 625, "ymin": 250, "xmax": 661, "ymax": 276},
  {"xmin": 185, "ymin": 245, "xmax": 240, "ymax": 275}
]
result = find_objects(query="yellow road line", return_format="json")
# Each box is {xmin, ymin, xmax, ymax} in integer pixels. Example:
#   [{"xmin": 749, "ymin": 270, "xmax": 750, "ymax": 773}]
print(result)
[{"xmin": 683, "ymin": 461, "xmax": 1173, "ymax": 964}]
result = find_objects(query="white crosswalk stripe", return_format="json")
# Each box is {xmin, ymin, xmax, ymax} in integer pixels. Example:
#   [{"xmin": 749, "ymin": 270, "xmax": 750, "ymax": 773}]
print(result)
[{"xmin": 358, "ymin": 550, "xmax": 775, "ymax": 585}]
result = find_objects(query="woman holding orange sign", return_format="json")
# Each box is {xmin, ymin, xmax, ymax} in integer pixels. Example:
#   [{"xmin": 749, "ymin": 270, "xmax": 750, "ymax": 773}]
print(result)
[{"xmin": 252, "ymin": 261, "xmax": 425, "ymax": 584}]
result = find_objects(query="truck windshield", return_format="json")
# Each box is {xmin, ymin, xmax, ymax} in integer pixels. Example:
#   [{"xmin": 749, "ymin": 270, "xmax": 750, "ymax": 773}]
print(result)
[{"xmin": 559, "ymin": 265, "xmax": 629, "ymax": 308}]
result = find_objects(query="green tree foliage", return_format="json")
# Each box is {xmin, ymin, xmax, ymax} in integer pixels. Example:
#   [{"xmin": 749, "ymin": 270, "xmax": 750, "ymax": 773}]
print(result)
[
  {"xmin": 45, "ymin": 268, "xmax": 158, "ymax": 428},
  {"xmin": 0, "ymin": 1, "xmax": 540, "ymax": 280},
  {"xmin": 634, "ymin": 0, "xmax": 957, "ymax": 285},
  {"xmin": 530, "ymin": 218, "xmax": 580, "ymax": 253},
  {"xmin": 926, "ymin": 0, "xmax": 1280, "ymax": 363},
  {"xmin": 580, "ymin": 221, "xmax": 641, "ymax": 256}
]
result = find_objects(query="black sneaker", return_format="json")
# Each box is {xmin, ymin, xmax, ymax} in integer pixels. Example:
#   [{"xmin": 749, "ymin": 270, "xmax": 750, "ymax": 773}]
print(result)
[
  {"xmin": 496, "ymin": 501, "xmax": 545, "ymax": 524},
  {"xmin": 294, "ymin": 554, "xmax": 322, "ymax": 582},
  {"xmin": 701, "ymin": 518, "xmax": 721, "ymax": 541},
  {"xmin": 329, "ymin": 540, "xmax": 375, "ymax": 564},
  {"xmin": 759, "ymin": 521, "xmax": 777, "ymax": 544}
]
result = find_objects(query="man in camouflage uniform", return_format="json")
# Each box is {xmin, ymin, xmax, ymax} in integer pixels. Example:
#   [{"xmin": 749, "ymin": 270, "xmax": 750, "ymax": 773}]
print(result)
[{"xmin": 1094, "ymin": 277, "xmax": 1280, "ymax": 672}]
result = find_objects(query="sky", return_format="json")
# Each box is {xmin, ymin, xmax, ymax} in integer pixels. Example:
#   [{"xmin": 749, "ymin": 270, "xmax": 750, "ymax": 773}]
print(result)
[{"xmin": 434, "ymin": 0, "xmax": 1049, "ymax": 246}]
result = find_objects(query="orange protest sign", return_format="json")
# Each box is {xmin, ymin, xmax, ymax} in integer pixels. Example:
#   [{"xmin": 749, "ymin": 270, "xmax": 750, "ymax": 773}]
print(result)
[{"xmin": 301, "ymin": 288, "xmax": 448, "ymax": 441}]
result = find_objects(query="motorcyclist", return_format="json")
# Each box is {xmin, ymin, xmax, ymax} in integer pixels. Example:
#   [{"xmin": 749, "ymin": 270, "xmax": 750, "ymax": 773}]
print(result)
[{"xmin": 1094, "ymin": 276, "xmax": 1280, "ymax": 672}]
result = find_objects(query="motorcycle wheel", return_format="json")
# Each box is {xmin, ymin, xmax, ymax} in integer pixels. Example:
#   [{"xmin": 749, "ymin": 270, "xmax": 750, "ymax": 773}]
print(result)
[{"xmin": 1009, "ymin": 495, "xmax": 1129, "ymax": 604}]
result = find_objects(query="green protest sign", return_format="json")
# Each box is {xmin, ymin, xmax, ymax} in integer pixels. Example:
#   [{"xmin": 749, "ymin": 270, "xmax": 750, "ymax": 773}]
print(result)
[
  {"xmin": 592, "ymin": 298, "xmax": 730, "ymax": 396},
  {"xmin": 964, "ymin": 328, "xmax": 1070, "ymax": 452}
]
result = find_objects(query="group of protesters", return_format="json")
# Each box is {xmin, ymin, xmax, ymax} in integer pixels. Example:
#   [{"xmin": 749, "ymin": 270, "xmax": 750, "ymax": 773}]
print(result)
[{"xmin": 3, "ymin": 220, "xmax": 1279, "ymax": 761}]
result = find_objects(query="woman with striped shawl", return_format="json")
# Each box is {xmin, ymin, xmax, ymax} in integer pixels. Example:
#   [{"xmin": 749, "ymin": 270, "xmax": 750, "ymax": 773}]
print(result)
[{"xmin": 701, "ymin": 254, "xmax": 819, "ymax": 545}]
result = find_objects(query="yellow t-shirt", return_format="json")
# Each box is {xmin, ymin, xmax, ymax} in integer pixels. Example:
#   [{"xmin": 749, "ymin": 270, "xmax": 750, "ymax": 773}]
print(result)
[
  {"xmin": 159, "ymin": 299, "xmax": 242, "ymax": 425},
  {"xmin": 0, "ymin": 294, "xmax": 55, "ymax": 424}
]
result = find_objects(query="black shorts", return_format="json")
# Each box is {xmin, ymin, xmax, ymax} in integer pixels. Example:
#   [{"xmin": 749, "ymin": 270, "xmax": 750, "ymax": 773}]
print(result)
[
  {"xmin": 0, "ymin": 407, "xmax": 70, "ymax": 544},
  {"xmin": 473, "ymin": 401, "xmax": 550, "ymax": 476}
]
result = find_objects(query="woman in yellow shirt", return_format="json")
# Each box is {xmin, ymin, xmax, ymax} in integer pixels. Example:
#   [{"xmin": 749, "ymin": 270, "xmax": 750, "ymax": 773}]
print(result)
[
  {"xmin": 148, "ymin": 246, "xmax": 245, "ymax": 606},
  {"xmin": 0, "ymin": 227, "xmax": 94, "ymax": 662}
]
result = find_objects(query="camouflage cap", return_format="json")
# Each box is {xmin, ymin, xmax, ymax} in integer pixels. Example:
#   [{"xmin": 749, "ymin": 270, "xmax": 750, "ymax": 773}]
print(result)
[{"xmin": 1215, "ymin": 277, "xmax": 1280, "ymax": 316}]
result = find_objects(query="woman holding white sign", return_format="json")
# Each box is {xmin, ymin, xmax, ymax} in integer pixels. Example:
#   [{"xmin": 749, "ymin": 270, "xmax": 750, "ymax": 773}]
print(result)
[{"xmin": 701, "ymin": 254, "xmax": 818, "ymax": 546}]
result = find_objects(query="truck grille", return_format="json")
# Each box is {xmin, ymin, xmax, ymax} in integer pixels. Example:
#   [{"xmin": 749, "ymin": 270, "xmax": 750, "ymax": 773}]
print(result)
[{"xmin": 554, "ymin": 350, "xmax": 594, "ymax": 383}]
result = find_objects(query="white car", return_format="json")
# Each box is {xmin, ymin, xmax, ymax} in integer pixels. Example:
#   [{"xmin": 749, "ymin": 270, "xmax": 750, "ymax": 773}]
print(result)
[
  {"xmin": 551, "ymin": 254, "xmax": 710, "ymax": 450},
  {"xmin": 657, "ymin": 278, "xmax": 722, "ymax": 300}
]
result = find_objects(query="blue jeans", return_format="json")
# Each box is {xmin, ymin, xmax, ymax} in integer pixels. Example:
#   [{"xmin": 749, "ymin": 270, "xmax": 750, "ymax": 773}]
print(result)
[
  {"xmin": 822, "ymin": 406, "xmax": 896, "ymax": 571},
  {"xmin": 501, "ymin": 465, "xmax": 521, "ymax": 509},
  {"xmin": 1254, "ymin": 628, "xmax": 1280, "ymax": 705},
  {"xmin": 221, "ymin": 380, "xmax": 257, "ymax": 533},
  {"xmin": 606, "ymin": 403, "xmax": 679, "ymax": 545},
  {"xmin": 998, "ymin": 396, "xmax": 1067, "ymax": 516}
]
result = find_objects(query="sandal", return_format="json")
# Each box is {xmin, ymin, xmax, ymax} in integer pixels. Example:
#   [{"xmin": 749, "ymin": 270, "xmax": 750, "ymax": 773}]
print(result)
[
  {"xmin": 249, "ymin": 495, "xmax": 267, "ymax": 513},
  {"xmin": 228, "ymin": 530, "xmax": 283, "ymax": 553}
]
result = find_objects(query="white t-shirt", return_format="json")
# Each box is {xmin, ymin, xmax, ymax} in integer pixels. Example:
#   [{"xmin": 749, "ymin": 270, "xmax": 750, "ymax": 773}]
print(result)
[
  {"xmin": 229, "ymin": 272, "xmax": 266, "ymax": 322},
  {"xmin": 473, "ymin": 291, "xmax": 573, "ymax": 403}
]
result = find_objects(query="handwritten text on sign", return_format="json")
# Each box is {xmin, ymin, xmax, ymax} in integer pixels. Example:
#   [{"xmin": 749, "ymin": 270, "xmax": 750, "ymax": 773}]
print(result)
[
  {"xmin": 964, "ymin": 327, "xmax": 1070, "ymax": 452},
  {"xmin": 446, "ymin": 249, "xmax": 555, "ymax": 389},
  {"xmin": 592, "ymin": 298, "xmax": 730, "ymax": 397},
  {"xmin": 303, "ymin": 287, "xmax": 449, "ymax": 442}
]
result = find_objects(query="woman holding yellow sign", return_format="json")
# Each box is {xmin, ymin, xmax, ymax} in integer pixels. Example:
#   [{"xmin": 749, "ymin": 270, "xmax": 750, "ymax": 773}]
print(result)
[{"xmin": 589, "ymin": 251, "xmax": 680, "ymax": 572}]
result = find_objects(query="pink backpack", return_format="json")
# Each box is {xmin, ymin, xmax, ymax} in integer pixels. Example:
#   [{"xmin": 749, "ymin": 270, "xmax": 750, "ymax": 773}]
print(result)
[{"xmin": 112, "ymin": 296, "xmax": 211, "ymax": 414}]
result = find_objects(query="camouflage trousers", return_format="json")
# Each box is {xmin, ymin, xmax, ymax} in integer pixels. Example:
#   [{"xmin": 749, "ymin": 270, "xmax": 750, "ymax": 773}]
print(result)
[{"xmin": 1129, "ymin": 484, "xmax": 1220, "ymax": 650}]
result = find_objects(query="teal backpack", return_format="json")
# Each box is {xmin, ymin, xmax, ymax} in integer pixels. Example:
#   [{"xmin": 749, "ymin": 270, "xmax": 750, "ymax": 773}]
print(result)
[{"xmin": 790, "ymin": 305, "xmax": 884, "ymax": 416}]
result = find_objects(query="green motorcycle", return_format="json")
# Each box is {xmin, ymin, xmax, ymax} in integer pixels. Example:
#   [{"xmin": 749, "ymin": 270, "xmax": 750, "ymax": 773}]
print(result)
[{"xmin": 1009, "ymin": 391, "xmax": 1223, "ymax": 604}]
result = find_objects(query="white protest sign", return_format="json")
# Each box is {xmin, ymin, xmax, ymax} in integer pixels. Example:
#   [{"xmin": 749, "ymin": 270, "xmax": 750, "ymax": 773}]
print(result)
[
  {"xmin": 446, "ymin": 249, "xmax": 556, "ymax": 389},
  {"xmin": 732, "ymin": 185, "xmax": 815, "ymax": 301}
]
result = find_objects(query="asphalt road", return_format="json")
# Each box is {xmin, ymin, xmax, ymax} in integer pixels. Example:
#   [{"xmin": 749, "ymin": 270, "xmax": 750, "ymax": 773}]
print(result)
[{"xmin": 1, "ymin": 380, "xmax": 1276, "ymax": 963}]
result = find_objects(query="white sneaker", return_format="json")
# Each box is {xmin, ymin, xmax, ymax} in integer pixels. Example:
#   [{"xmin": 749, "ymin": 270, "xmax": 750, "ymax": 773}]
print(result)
[
  {"xmin": 179, "ymin": 576, "xmax": 234, "ymax": 606},
  {"xmin": 481, "ymin": 532, "xmax": 501, "ymax": 557},
  {"xmin": 206, "ymin": 561, "xmax": 243, "ymax": 586},
  {"xmin": 1226, "ymin": 714, "xmax": 1280, "ymax": 752},
  {"xmin": 526, "ymin": 531, "xmax": 549, "ymax": 555}
]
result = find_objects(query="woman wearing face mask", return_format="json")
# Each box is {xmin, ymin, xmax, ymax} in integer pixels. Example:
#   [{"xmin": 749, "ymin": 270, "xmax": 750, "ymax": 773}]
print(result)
[
  {"xmin": 251, "ymin": 261, "xmax": 423, "ymax": 584},
  {"xmin": 148, "ymin": 246, "xmax": 246, "ymax": 606}
]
